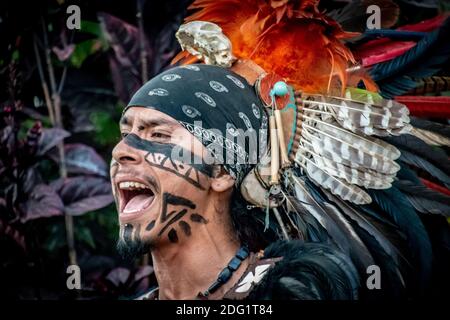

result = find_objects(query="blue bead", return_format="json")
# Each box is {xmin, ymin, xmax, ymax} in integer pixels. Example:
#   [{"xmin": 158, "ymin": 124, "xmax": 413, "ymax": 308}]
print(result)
[
  {"xmin": 271, "ymin": 81, "xmax": 289, "ymax": 97},
  {"xmin": 236, "ymin": 247, "xmax": 249, "ymax": 260},
  {"xmin": 217, "ymin": 268, "xmax": 232, "ymax": 283},
  {"xmin": 228, "ymin": 257, "xmax": 242, "ymax": 271}
]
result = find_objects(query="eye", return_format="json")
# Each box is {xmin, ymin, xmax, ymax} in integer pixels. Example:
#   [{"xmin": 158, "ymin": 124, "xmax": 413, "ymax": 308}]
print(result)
[
  {"xmin": 121, "ymin": 132, "xmax": 129, "ymax": 138},
  {"xmin": 152, "ymin": 132, "xmax": 170, "ymax": 139}
]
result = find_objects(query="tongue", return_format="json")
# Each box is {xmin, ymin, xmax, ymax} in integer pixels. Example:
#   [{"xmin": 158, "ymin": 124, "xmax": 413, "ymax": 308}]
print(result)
[{"xmin": 123, "ymin": 194, "xmax": 154, "ymax": 214}]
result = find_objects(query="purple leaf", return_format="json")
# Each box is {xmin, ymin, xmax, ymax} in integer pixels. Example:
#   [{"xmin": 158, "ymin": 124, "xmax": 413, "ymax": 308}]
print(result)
[
  {"xmin": 61, "ymin": 70, "xmax": 117, "ymax": 133},
  {"xmin": 134, "ymin": 265, "xmax": 153, "ymax": 282},
  {"xmin": 98, "ymin": 12, "xmax": 149, "ymax": 102},
  {"xmin": 19, "ymin": 184, "xmax": 64, "ymax": 222},
  {"xmin": 52, "ymin": 44, "xmax": 75, "ymax": 61},
  {"xmin": 63, "ymin": 143, "xmax": 108, "ymax": 177},
  {"xmin": 50, "ymin": 176, "xmax": 113, "ymax": 216},
  {"xmin": 107, "ymin": 54, "xmax": 142, "ymax": 103},
  {"xmin": 0, "ymin": 218, "xmax": 26, "ymax": 250},
  {"xmin": 21, "ymin": 166, "xmax": 43, "ymax": 194},
  {"xmin": 133, "ymin": 265, "xmax": 154, "ymax": 293},
  {"xmin": 105, "ymin": 267, "xmax": 131, "ymax": 287},
  {"xmin": 37, "ymin": 128, "xmax": 71, "ymax": 156}
]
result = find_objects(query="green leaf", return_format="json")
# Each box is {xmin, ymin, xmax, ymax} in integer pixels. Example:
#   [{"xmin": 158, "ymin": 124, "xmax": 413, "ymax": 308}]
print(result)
[
  {"xmin": 70, "ymin": 39, "xmax": 102, "ymax": 68},
  {"xmin": 12, "ymin": 50, "xmax": 20, "ymax": 61},
  {"xmin": 81, "ymin": 20, "xmax": 102, "ymax": 37},
  {"xmin": 90, "ymin": 107, "xmax": 121, "ymax": 146},
  {"xmin": 76, "ymin": 226, "xmax": 96, "ymax": 249},
  {"xmin": 80, "ymin": 20, "xmax": 108, "ymax": 49}
]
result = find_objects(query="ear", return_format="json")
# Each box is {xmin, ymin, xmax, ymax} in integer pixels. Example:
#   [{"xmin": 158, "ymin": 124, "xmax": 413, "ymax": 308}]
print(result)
[{"xmin": 210, "ymin": 166, "xmax": 235, "ymax": 193}]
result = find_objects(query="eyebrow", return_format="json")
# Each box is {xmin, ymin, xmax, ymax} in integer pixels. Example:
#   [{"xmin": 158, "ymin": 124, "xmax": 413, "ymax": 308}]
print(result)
[
  {"xmin": 119, "ymin": 115, "xmax": 177, "ymax": 128},
  {"xmin": 120, "ymin": 116, "xmax": 129, "ymax": 125},
  {"xmin": 137, "ymin": 117, "xmax": 177, "ymax": 128}
]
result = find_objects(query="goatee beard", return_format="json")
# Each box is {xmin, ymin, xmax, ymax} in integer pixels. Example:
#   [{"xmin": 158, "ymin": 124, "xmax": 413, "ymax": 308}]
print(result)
[{"xmin": 116, "ymin": 237, "xmax": 150, "ymax": 261}]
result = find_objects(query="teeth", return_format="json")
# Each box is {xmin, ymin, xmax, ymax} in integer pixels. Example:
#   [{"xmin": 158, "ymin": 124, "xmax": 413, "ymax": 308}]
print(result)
[{"xmin": 119, "ymin": 181, "xmax": 150, "ymax": 190}]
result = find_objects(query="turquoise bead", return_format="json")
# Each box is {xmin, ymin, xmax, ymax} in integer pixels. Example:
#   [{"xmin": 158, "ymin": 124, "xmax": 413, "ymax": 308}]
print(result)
[{"xmin": 271, "ymin": 81, "xmax": 289, "ymax": 97}]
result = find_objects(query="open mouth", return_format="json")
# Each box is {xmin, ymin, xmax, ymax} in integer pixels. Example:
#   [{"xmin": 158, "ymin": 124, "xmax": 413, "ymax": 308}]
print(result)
[{"xmin": 118, "ymin": 180, "xmax": 155, "ymax": 216}]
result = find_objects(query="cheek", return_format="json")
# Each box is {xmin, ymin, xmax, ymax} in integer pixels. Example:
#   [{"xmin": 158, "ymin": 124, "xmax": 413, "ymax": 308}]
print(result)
[
  {"xmin": 156, "ymin": 167, "xmax": 211, "ymax": 209},
  {"xmin": 136, "ymin": 168, "xmax": 211, "ymax": 244}
]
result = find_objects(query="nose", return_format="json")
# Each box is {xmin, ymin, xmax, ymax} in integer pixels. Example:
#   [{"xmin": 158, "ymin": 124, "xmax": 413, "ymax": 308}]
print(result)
[{"xmin": 112, "ymin": 138, "xmax": 143, "ymax": 166}]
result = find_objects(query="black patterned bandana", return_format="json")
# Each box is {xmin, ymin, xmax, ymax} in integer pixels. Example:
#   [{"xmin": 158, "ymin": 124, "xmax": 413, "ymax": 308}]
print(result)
[{"xmin": 124, "ymin": 64, "xmax": 268, "ymax": 184}]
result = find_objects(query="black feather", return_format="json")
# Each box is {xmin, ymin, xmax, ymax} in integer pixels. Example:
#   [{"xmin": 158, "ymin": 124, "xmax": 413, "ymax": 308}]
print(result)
[
  {"xmin": 370, "ymin": 17, "xmax": 450, "ymax": 98},
  {"xmin": 324, "ymin": 191, "xmax": 408, "ymax": 268},
  {"xmin": 397, "ymin": 0, "xmax": 439, "ymax": 8},
  {"xmin": 385, "ymin": 134, "xmax": 450, "ymax": 175},
  {"xmin": 395, "ymin": 180, "xmax": 450, "ymax": 205},
  {"xmin": 327, "ymin": 0, "xmax": 399, "ymax": 33},
  {"xmin": 411, "ymin": 117, "xmax": 450, "ymax": 139},
  {"xmin": 300, "ymin": 179, "xmax": 378, "ymax": 274},
  {"xmin": 347, "ymin": 219, "xmax": 408, "ymax": 298},
  {"xmin": 247, "ymin": 241, "xmax": 359, "ymax": 300},
  {"xmin": 368, "ymin": 187, "xmax": 432, "ymax": 290},
  {"xmin": 398, "ymin": 150, "xmax": 450, "ymax": 188},
  {"xmin": 396, "ymin": 179, "xmax": 450, "ymax": 216}
]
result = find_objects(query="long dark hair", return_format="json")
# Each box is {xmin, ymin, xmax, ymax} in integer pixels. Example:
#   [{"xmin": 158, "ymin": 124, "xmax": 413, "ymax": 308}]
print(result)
[{"xmin": 229, "ymin": 189, "xmax": 278, "ymax": 252}]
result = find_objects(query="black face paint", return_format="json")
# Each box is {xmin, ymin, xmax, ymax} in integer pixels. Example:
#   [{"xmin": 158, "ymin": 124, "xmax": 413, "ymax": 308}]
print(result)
[
  {"xmin": 168, "ymin": 229, "xmax": 178, "ymax": 243},
  {"xmin": 160, "ymin": 193, "xmax": 196, "ymax": 222},
  {"xmin": 111, "ymin": 161, "xmax": 120, "ymax": 212},
  {"xmin": 190, "ymin": 213, "xmax": 208, "ymax": 224},
  {"xmin": 146, "ymin": 219, "xmax": 156, "ymax": 231},
  {"xmin": 179, "ymin": 221, "xmax": 191, "ymax": 236},
  {"xmin": 134, "ymin": 224, "xmax": 141, "ymax": 242},
  {"xmin": 123, "ymin": 133, "xmax": 214, "ymax": 190},
  {"xmin": 158, "ymin": 209, "xmax": 188, "ymax": 236},
  {"xmin": 155, "ymin": 192, "xmax": 205, "ymax": 242},
  {"xmin": 123, "ymin": 224, "xmax": 133, "ymax": 242}
]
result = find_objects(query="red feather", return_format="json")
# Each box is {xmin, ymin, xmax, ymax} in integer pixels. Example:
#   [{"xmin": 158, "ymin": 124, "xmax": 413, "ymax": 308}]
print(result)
[
  {"xmin": 420, "ymin": 178, "xmax": 450, "ymax": 197},
  {"xmin": 354, "ymin": 14, "xmax": 450, "ymax": 68},
  {"xmin": 355, "ymin": 40, "xmax": 416, "ymax": 67},
  {"xmin": 397, "ymin": 14, "xmax": 450, "ymax": 32},
  {"xmin": 394, "ymin": 96, "xmax": 450, "ymax": 118}
]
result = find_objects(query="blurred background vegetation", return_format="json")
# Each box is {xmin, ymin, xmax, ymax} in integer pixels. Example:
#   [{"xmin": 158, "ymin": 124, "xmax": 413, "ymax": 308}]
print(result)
[{"xmin": 0, "ymin": 0, "xmax": 448, "ymax": 299}]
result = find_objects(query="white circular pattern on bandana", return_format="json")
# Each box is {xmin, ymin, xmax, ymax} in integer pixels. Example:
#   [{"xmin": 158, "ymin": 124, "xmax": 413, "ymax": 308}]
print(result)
[
  {"xmin": 181, "ymin": 105, "xmax": 201, "ymax": 118},
  {"xmin": 261, "ymin": 112, "xmax": 268, "ymax": 127},
  {"xmin": 161, "ymin": 74, "xmax": 181, "ymax": 82},
  {"xmin": 148, "ymin": 88, "xmax": 169, "ymax": 96},
  {"xmin": 226, "ymin": 123, "xmax": 239, "ymax": 137},
  {"xmin": 251, "ymin": 103, "xmax": 261, "ymax": 119},
  {"xmin": 226, "ymin": 75, "xmax": 245, "ymax": 89},
  {"xmin": 181, "ymin": 65, "xmax": 200, "ymax": 71},
  {"xmin": 239, "ymin": 112, "xmax": 253, "ymax": 130},
  {"xmin": 179, "ymin": 121, "xmax": 247, "ymax": 163},
  {"xmin": 195, "ymin": 92, "xmax": 216, "ymax": 107},
  {"xmin": 209, "ymin": 80, "xmax": 228, "ymax": 93}
]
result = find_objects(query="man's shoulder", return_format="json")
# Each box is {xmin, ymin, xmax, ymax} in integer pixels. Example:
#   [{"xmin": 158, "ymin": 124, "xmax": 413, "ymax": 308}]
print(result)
[{"xmin": 225, "ymin": 240, "xmax": 360, "ymax": 300}]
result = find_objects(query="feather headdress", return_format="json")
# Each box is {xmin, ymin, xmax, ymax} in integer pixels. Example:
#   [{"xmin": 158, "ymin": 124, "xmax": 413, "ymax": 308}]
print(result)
[
  {"xmin": 173, "ymin": 0, "xmax": 450, "ymax": 298},
  {"xmin": 173, "ymin": 0, "xmax": 360, "ymax": 93}
]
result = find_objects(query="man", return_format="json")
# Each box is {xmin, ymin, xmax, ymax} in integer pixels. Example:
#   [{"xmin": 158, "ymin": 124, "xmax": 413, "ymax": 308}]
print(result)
[
  {"xmin": 109, "ymin": 1, "xmax": 450, "ymax": 299},
  {"xmin": 110, "ymin": 64, "xmax": 358, "ymax": 300}
]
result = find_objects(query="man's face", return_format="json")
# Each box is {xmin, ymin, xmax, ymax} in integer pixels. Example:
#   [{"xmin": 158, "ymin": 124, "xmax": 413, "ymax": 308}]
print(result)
[{"xmin": 111, "ymin": 107, "xmax": 217, "ymax": 254}]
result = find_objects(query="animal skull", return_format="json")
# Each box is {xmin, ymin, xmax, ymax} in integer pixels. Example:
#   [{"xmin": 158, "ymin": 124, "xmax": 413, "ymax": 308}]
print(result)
[{"xmin": 176, "ymin": 21, "xmax": 236, "ymax": 67}]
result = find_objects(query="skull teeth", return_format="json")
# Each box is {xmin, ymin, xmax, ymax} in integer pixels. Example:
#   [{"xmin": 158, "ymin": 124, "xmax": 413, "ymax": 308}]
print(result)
[{"xmin": 119, "ymin": 181, "xmax": 150, "ymax": 190}]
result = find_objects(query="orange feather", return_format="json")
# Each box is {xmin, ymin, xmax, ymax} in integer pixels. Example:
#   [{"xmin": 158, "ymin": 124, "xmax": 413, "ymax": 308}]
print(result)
[{"xmin": 174, "ymin": 0, "xmax": 359, "ymax": 93}]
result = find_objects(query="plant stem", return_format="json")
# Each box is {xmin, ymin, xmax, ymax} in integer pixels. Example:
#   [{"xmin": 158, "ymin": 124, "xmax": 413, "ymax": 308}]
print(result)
[
  {"xmin": 137, "ymin": 0, "xmax": 148, "ymax": 83},
  {"xmin": 33, "ymin": 35, "xmax": 55, "ymax": 126},
  {"xmin": 41, "ymin": 17, "xmax": 76, "ymax": 266}
]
